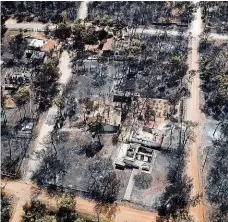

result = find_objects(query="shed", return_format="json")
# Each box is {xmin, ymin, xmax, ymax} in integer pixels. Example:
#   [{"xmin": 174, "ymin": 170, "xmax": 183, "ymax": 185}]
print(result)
[{"xmin": 100, "ymin": 124, "xmax": 119, "ymax": 134}]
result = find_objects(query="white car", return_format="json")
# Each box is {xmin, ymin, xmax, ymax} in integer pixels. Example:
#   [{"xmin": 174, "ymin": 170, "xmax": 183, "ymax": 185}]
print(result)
[{"xmin": 87, "ymin": 55, "xmax": 99, "ymax": 60}]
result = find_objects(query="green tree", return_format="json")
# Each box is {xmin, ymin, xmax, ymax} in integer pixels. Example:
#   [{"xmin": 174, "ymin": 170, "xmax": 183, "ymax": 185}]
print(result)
[
  {"xmin": 54, "ymin": 23, "xmax": 71, "ymax": 40},
  {"xmin": 57, "ymin": 193, "xmax": 76, "ymax": 211},
  {"xmin": 81, "ymin": 26, "xmax": 98, "ymax": 44},
  {"xmin": 74, "ymin": 218, "xmax": 86, "ymax": 222},
  {"xmin": 14, "ymin": 86, "xmax": 30, "ymax": 118},
  {"xmin": 36, "ymin": 215, "xmax": 57, "ymax": 222},
  {"xmin": 22, "ymin": 200, "xmax": 46, "ymax": 222},
  {"xmin": 9, "ymin": 33, "xmax": 28, "ymax": 59},
  {"xmin": 56, "ymin": 193, "xmax": 77, "ymax": 222},
  {"xmin": 94, "ymin": 202, "xmax": 119, "ymax": 222},
  {"xmin": 33, "ymin": 59, "xmax": 60, "ymax": 112}
]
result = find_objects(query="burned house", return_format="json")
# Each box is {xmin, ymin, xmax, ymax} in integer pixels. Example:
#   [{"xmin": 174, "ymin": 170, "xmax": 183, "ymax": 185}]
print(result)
[
  {"xmin": 129, "ymin": 128, "xmax": 164, "ymax": 150},
  {"xmin": 5, "ymin": 72, "xmax": 29, "ymax": 85},
  {"xmin": 137, "ymin": 98, "xmax": 170, "ymax": 122},
  {"xmin": 115, "ymin": 121, "xmax": 166, "ymax": 171},
  {"xmin": 14, "ymin": 118, "xmax": 35, "ymax": 138},
  {"xmin": 3, "ymin": 68, "xmax": 30, "ymax": 91},
  {"xmin": 30, "ymin": 51, "xmax": 46, "ymax": 63},
  {"xmin": 127, "ymin": 63, "xmax": 139, "ymax": 79},
  {"xmin": 115, "ymin": 142, "xmax": 154, "ymax": 171},
  {"xmin": 118, "ymin": 77, "xmax": 136, "ymax": 92},
  {"xmin": 113, "ymin": 91, "xmax": 139, "ymax": 103}
]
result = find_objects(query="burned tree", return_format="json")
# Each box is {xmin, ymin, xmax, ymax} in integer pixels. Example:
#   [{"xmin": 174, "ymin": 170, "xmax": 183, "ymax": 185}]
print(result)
[
  {"xmin": 1, "ymin": 191, "xmax": 12, "ymax": 222},
  {"xmin": 156, "ymin": 121, "xmax": 199, "ymax": 220},
  {"xmin": 206, "ymin": 123, "xmax": 228, "ymax": 222},
  {"xmin": 32, "ymin": 150, "xmax": 66, "ymax": 188},
  {"xmin": 86, "ymin": 156, "xmax": 121, "ymax": 203}
]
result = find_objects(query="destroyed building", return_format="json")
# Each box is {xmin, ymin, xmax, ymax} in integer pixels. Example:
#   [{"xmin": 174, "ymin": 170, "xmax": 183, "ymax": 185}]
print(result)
[{"xmin": 115, "ymin": 142, "xmax": 154, "ymax": 172}]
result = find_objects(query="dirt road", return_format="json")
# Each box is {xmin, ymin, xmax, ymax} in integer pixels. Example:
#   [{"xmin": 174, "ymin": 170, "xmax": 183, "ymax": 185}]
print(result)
[
  {"xmin": 2, "ymin": 180, "xmax": 158, "ymax": 222},
  {"xmin": 23, "ymin": 2, "xmax": 87, "ymax": 182},
  {"xmin": 135, "ymin": 27, "xmax": 228, "ymax": 41},
  {"xmin": 185, "ymin": 6, "xmax": 205, "ymax": 222},
  {"xmin": 77, "ymin": 1, "xmax": 88, "ymax": 20},
  {"xmin": 5, "ymin": 1, "xmax": 88, "ymax": 31},
  {"xmin": 23, "ymin": 51, "xmax": 72, "ymax": 183}
]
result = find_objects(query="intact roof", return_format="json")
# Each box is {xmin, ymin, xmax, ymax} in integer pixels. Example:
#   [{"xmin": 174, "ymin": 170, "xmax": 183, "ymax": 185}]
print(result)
[
  {"xmin": 29, "ymin": 39, "xmax": 45, "ymax": 48},
  {"xmin": 42, "ymin": 40, "xmax": 56, "ymax": 53},
  {"xmin": 102, "ymin": 38, "xmax": 113, "ymax": 51}
]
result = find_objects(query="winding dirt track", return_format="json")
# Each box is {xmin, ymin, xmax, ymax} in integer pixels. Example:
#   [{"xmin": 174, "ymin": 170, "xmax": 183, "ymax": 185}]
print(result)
[{"xmin": 2, "ymin": 180, "xmax": 158, "ymax": 222}]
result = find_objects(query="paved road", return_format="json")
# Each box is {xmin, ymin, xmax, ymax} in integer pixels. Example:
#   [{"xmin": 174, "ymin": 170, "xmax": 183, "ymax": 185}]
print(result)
[{"xmin": 2, "ymin": 179, "xmax": 158, "ymax": 222}]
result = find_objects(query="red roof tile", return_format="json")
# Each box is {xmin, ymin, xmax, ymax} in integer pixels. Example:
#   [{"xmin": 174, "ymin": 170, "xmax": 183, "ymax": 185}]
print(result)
[
  {"xmin": 42, "ymin": 40, "xmax": 56, "ymax": 53},
  {"xmin": 102, "ymin": 38, "xmax": 113, "ymax": 51}
]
